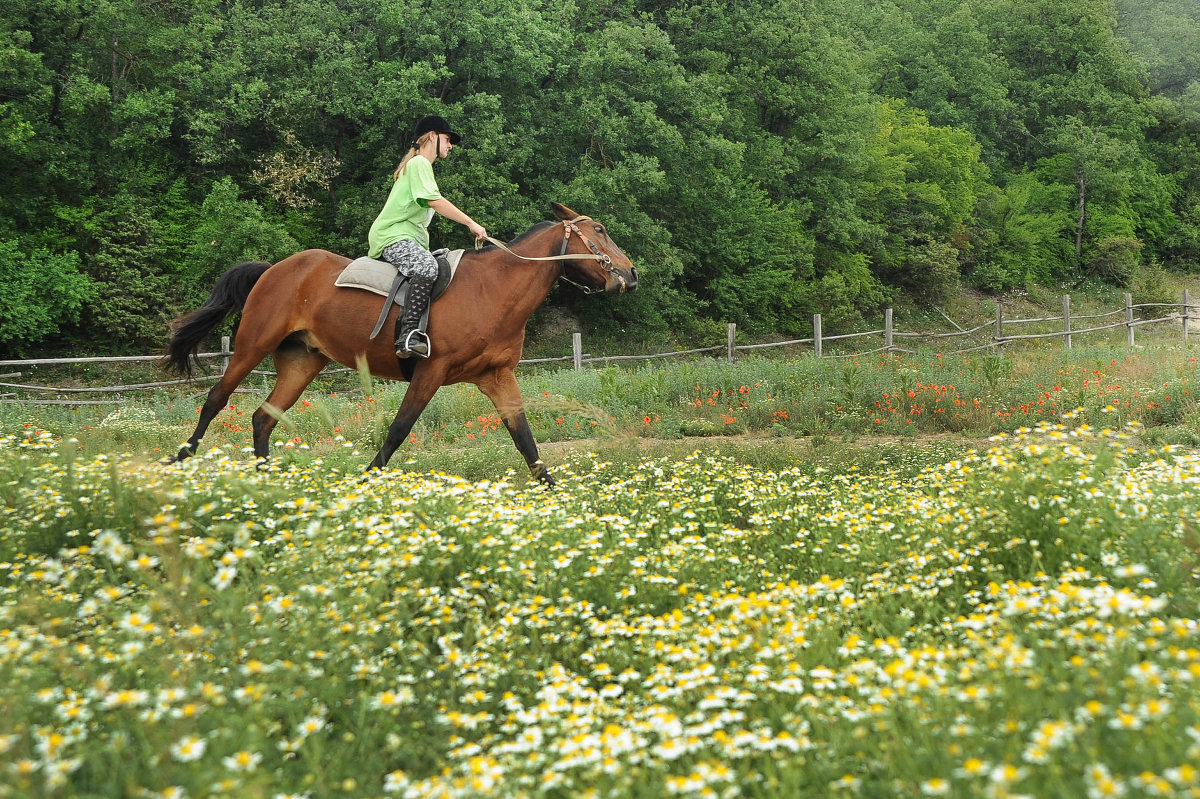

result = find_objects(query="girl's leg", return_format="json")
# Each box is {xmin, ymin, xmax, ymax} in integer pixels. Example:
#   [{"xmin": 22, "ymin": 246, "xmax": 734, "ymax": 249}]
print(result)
[{"xmin": 380, "ymin": 240, "xmax": 438, "ymax": 358}]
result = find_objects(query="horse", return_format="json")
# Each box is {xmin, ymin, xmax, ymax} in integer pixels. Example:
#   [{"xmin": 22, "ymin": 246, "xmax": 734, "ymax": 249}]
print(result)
[{"xmin": 161, "ymin": 202, "xmax": 638, "ymax": 485}]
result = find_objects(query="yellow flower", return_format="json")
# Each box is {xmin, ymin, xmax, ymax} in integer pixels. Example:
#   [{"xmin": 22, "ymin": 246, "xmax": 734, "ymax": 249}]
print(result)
[{"xmin": 921, "ymin": 778, "xmax": 951, "ymax": 795}]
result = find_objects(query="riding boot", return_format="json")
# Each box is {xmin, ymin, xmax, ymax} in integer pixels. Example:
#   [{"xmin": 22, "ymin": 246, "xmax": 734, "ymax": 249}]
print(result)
[{"xmin": 395, "ymin": 276, "xmax": 433, "ymax": 359}]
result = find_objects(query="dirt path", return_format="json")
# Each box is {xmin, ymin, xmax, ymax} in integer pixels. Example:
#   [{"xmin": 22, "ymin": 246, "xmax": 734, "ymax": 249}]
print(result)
[{"xmin": 532, "ymin": 430, "xmax": 992, "ymax": 456}]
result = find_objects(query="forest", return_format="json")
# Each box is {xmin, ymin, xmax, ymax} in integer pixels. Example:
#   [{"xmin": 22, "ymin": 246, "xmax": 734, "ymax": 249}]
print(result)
[{"xmin": 1, "ymin": 0, "xmax": 1198, "ymax": 355}]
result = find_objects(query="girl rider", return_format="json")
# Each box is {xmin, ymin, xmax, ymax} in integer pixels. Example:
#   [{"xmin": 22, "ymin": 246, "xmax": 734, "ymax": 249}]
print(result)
[{"xmin": 367, "ymin": 115, "xmax": 487, "ymax": 358}]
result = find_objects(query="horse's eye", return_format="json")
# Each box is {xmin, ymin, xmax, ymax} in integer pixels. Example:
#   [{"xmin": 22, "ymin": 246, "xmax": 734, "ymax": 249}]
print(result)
[{"xmin": 594, "ymin": 225, "xmax": 605, "ymax": 235}]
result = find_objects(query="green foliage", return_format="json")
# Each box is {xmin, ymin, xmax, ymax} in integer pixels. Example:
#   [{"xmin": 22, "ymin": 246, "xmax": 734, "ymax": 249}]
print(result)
[
  {"xmin": 84, "ymin": 192, "xmax": 180, "ymax": 346},
  {"xmin": 1, "ymin": 0, "xmax": 1199, "ymax": 352},
  {"xmin": 970, "ymin": 171, "xmax": 1076, "ymax": 289},
  {"xmin": 183, "ymin": 178, "xmax": 300, "ymax": 304},
  {"xmin": 0, "ymin": 27, "xmax": 46, "ymax": 164},
  {"xmin": 1089, "ymin": 235, "xmax": 1143, "ymax": 287},
  {"xmin": 0, "ymin": 238, "xmax": 95, "ymax": 354},
  {"xmin": 1115, "ymin": 0, "xmax": 1200, "ymax": 100},
  {"xmin": 809, "ymin": 252, "xmax": 890, "ymax": 330},
  {"xmin": 708, "ymin": 192, "xmax": 815, "ymax": 333},
  {"xmin": 1130, "ymin": 259, "xmax": 1177, "ymax": 317},
  {"xmin": 861, "ymin": 101, "xmax": 990, "ymax": 301}
]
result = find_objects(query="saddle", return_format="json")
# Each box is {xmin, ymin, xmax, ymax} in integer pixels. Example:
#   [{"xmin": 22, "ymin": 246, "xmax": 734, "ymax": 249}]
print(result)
[{"xmin": 334, "ymin": 249, "xmax": 463, "ymax": 340}]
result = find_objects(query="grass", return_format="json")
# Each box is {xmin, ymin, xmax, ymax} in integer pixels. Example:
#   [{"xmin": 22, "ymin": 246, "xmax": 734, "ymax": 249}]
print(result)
[
  {"xmin": 3, "ymin": 334, "xmax": 1199, "ymax": 472},
  {"xmin": 1, "ymin": 419, "xmax": 1198, "ymax": 798},
  {"xmin": 2, "ymin": 334, "xmax": 1200, "ymax": 796}
]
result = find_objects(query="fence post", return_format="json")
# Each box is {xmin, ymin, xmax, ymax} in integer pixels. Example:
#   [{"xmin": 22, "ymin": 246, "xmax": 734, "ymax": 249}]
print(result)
[
  {"xmin": 1125, "ymin": 293, "xmax": 1135, "ymax": 347},
  {"xmin": 994, "ymin": 302, "xmax": 1004, "ymax": 354},
  {"xmin": 1062, "ymin": 295, "xmax": 1072, "ymax": 350},
  {"xmin": 572, "ymin": 332, "xmax": 583, "ymax": 370},
  {"xmin": 221, "ymin": 336, "xmax": 231, "ymax": 374},
  {"xmin": 1184, "ymin": 289, "xmax": 1191, "ymax": 342},
  {"xmin": 727, "ymin": 323, "xmax": 737, "ymax": 364},
  {"xmin": 813, "ymin": 314, "xmax": 823, "ymax": 358},
  {"xmin": 884, "ymin": 308, "xmax": 893, "ymax": 355}
]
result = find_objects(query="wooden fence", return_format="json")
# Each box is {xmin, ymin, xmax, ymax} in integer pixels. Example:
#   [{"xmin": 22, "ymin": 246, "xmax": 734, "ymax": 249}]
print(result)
[{"xmin": 1, "ymin": 290, "xmax": 1196, "ymax": 405}]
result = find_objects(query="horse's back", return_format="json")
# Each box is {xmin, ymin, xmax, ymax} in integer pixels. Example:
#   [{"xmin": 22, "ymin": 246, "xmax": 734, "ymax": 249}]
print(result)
[
  {"xmin": 271, "ymin": 248, "xmax": 350, "ymax": 278},
  {"xmin": 239, "ymin": 250, "xmax": 363, "ymax": 337},
  {"xmin": 242, "ymin": 249, "xmax": 351, "ymax": 306},
  {"xmin": 239, "ymin": 249, "xmax": 405, "ymax": 373}
]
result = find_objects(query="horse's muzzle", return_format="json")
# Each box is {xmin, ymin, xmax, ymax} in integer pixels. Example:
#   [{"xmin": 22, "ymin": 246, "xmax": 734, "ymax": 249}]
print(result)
[{"xmin": 607, "ymin": 266, "xmax": 638, "ymax": 294}]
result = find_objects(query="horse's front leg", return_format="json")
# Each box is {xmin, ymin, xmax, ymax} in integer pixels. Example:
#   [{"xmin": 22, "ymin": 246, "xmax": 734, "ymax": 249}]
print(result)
[
  {"xmin": 369, "ymin": 369, "xmax": 442, "ymax": 470},
  {"xmin": 477, "ymin": 369, "xmax": 555, "ymax": 486}
]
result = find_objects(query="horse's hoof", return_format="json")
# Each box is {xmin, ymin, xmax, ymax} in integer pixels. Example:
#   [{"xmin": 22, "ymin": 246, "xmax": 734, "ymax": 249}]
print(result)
[{"xmin": 531, "ymin": 460, "xmax": 556, "ymax": 487}]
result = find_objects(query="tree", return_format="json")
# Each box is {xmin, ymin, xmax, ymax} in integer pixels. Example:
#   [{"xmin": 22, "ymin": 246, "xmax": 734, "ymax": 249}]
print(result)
[
  {"xmin": 2, "ymin": 0, "xmax": 1199, "ymax": 352},
  {"xmin": 184, "ymin": 178, "xmax": 300, "ymax": 304},
  {"xmin": 970, "ymin": 171, "xmax": 1075, "ymax": 289},
  {"xmin": 650, "ymin": 0, "xmax": 894, "ymax": 327},
  {"xmin": 1049, "ymin": 117, "xmax": 1141, "ymax": 261},
  {"xmin": 842, "ymin": 0, "xmax": 1019, "ymax": 173},
  {"xmin": 859, "ymin": 101, "xmax": 991, "ymax": 301},
  {"xmin": 0, "ymin": 239, "xmax": 94, "ymax": 355},
  {"xmin": 1115, "ymin": 0, "xmax": 1200, "ymax": 99},
  {"xmin": 0, "ymin": 26, "xmax": 51, "ymax": 233}
]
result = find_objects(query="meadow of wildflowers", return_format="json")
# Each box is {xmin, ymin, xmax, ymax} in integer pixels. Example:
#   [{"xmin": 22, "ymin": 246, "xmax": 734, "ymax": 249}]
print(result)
[{"xmin": 1, "ymin": 412, "xmax": 1199, "ymax": 798}]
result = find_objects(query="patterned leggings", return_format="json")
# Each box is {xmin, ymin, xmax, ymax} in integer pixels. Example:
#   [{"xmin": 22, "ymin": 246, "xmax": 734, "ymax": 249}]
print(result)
[{"xmin": 380, "ymin": 238, "xmax": 438, "ymax": 281}]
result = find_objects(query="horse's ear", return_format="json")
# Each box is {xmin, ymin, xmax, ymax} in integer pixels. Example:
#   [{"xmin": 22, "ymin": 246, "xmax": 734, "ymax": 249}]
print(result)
[{"xmin": 551, "ymin": 202, "xmax": 578, "ymax": 221}]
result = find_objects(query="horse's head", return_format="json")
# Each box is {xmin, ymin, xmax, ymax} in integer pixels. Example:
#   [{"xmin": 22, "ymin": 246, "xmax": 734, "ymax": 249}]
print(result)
[{"xmin": 551, "ymin": 202, "xmax": 638, "ymax": 295}]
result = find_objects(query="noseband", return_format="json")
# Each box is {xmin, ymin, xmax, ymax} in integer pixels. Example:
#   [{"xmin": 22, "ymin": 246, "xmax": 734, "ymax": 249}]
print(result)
[{"xmin": 479, "ymin": 216, "xmax": 628, "ymax": 294}]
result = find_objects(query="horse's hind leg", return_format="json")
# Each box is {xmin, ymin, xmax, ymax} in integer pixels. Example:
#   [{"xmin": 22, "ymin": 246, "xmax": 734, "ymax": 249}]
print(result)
[
  {"xmin": 477, "ymin": 369, "xmax": 555, "ymax": 486},
  {"xmin": 251, "ymin": 342, "xmax": 331, "ymax": 459},
  {"xmin": 174, "ymin": 346, "xmax": 274, "ymax": 462}
]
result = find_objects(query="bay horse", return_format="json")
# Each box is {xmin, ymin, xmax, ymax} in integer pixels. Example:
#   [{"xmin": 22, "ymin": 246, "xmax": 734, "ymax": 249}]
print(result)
[{"xmin": 161, "ymin": 202, "xmax": 637, "ymax": 485}]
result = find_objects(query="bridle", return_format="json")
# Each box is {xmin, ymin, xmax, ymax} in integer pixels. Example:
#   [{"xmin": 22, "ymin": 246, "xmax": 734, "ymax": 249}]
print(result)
[{"xmin": 478, "ymin": 216, "xmax": 629, "ymax": 294}]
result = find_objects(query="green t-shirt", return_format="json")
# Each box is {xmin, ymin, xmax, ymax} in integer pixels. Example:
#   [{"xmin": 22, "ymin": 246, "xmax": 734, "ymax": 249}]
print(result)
[{"xmin": 367, "ymin": 155, "xmax": 443, "ymax": 256}]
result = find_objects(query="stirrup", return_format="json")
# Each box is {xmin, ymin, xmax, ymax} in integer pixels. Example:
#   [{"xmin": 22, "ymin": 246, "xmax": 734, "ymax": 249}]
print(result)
[{"xmin": 395, "ymin": 329, "xmax": 430, "ymax": 359}]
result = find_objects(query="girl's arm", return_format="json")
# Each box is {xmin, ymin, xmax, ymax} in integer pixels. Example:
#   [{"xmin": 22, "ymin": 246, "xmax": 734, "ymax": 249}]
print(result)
[{"xmin": 428, "ymin": 198, "xmax": 487, "ymax": 241}]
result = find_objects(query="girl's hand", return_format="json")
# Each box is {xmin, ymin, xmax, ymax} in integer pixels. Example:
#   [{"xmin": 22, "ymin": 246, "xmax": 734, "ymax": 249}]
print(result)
[{"xmin": 469, "ymin": 222, "xmax": 488, "ymax": 242}]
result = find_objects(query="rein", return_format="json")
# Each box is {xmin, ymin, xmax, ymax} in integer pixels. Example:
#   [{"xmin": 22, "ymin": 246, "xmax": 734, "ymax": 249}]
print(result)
[{"xmin": 476, "ymin": 216, "xmax": 625, "ymax": 294}]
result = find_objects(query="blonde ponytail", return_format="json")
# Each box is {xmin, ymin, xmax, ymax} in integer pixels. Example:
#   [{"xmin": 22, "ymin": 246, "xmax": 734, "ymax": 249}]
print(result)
[{"xmin": 393, "ymin": 132, "xmax": 437, "ymax": 180}]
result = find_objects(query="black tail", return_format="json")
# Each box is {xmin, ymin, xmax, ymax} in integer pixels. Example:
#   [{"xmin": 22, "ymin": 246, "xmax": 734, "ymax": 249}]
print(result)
[{"xmin": 160, "ymin": 261, "xmax": 272, "ymax": 379}]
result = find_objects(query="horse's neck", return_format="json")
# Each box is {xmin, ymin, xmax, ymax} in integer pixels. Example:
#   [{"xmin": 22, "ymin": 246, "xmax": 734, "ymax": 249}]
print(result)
[
  {"xmin": 500, "ymin": 223, "xmax": 564, "ymax": 265},
  {"xmin": 463, "ymin": 229, "xmax": 563, "ymax": 308}
]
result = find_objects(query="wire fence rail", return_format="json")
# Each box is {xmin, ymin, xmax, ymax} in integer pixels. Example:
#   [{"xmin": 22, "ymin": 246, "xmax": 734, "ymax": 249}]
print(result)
[{"xmin": 2, "ymin": 290, "xmax": 1196, "ymax": 405}]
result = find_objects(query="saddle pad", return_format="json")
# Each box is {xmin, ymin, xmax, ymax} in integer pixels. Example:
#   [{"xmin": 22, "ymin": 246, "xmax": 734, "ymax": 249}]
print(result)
[{"xmin": 335, "ymin": 250, "xmax": 463, "ymax": 296}]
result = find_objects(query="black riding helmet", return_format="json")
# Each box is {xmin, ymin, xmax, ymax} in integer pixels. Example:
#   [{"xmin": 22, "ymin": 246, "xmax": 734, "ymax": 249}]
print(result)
[{"xmin": 413, "ymin": 115, "xmax": 462, "ymax": 146}]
